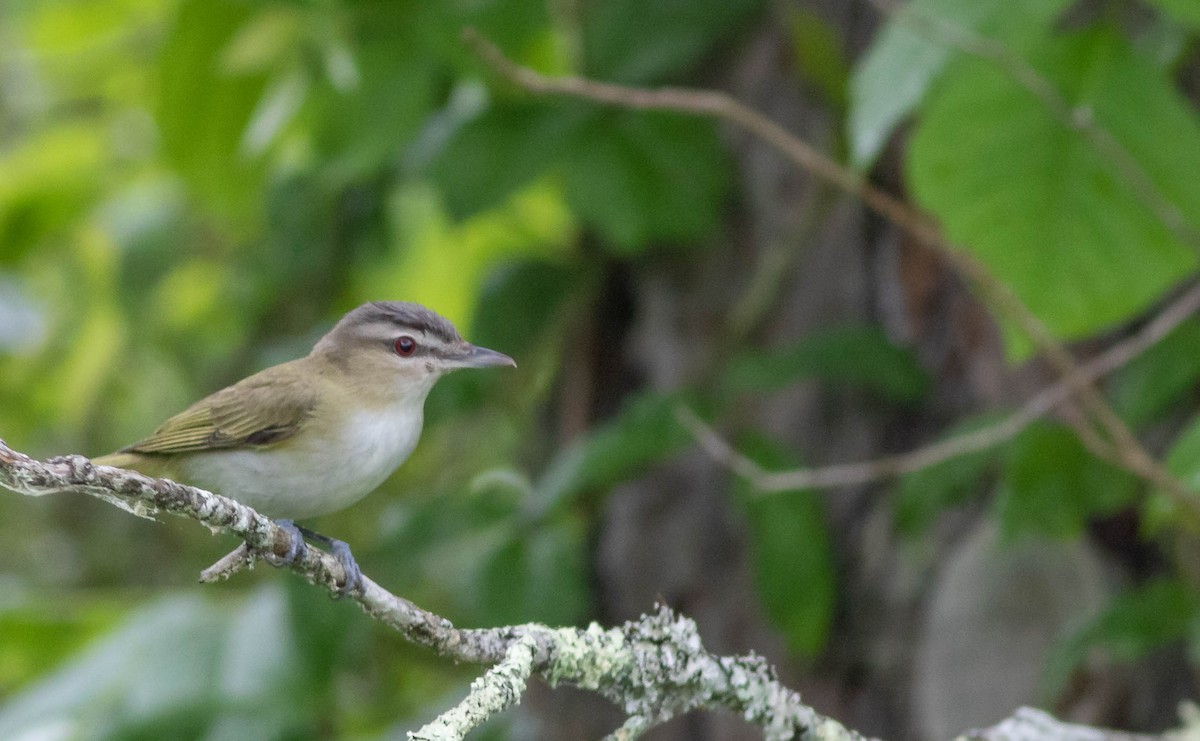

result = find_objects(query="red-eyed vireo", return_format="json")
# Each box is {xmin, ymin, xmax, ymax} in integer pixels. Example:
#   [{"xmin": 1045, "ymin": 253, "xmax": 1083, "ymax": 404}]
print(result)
[{"xmin": 95, "ymin": 301, "xmax": 515, "ymax": 594}]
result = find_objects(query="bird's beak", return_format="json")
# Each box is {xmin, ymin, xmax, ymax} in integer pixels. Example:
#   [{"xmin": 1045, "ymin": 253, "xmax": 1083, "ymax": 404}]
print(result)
[{"xmin": 450, "ymin": 343, "xmax": 517, "ymax": 369}]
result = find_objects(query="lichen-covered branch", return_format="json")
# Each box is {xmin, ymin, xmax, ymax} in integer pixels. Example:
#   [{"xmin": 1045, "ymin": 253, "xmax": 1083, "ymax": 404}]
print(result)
[
  {"xmin": 0, "ymin": 439, "xmax": 864, "ymax": 739},
  {"xmin": 410, "ymin": 636, "xmax": 539, "ymax": 740}
]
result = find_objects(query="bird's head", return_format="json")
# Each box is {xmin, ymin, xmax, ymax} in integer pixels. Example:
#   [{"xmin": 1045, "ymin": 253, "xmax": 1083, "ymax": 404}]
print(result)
[{"xmin": 312, "ymin": 302, "xmax": 515, "ymax": 396}]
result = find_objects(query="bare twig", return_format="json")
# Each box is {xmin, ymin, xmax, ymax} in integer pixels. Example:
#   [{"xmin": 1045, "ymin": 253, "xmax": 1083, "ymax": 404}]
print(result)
[
  {"xmin": 462, "ymin": 29, "xmax": 1200, "ymax": 525},
  {"xmin": 677, "ymin": 282, "xmax": 1200, "ymax": 491},
  {"xmin": 0, "ymin": 440, "xmax": 864, "ymax": 740}
]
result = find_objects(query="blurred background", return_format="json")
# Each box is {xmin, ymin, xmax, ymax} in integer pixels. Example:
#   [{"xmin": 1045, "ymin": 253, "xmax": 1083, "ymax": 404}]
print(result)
[{"xmin": 3, "ymin": 0, "xmax": 1200, "ymax": 738}]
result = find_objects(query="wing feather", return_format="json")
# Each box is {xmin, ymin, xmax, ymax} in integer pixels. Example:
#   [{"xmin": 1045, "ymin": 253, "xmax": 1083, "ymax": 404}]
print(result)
[{"xmin": 121, "ymin": 363, "xmax": 318, "ymax": 455}]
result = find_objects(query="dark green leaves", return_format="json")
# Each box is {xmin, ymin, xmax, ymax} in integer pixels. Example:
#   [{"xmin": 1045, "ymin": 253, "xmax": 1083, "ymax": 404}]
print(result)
[
  {"xmin": 724, "ymin": 325, "xmax": 929, "ymax": 404},
  {"xmin": 1044, "ymin": 579, "xmax": 1200, "ymax": 697},
  {"xmin": 996, "ymin": 422, "xmax": 1138, "ymax": 539},
  {"xmin": 735, "ymin": 435, "xmax": 835, "ymax": 658},
  {"xmin": 431, "ymin": 106, "xmax": 729, "ymax": 253},
  {"xmin": 894, "ymin": 413, "xmax": 1006, "ymax": 536},
  {"xmin": 563, "ymin": 112, "xmax": 728, "ymax": 252},
  {"xmin": 431, "ymin": 0, "xmax": 765, "ymax": 253},
  {"xmin": 534, "ymin": 392, "xmax": 695, "ymax": 512},
  {"xmin": 907, "ymin": 28, "xmax": 1200, "ymax": 353},
  {"xmin": 581, "ymin": 0, "xmax": 766, "ymax": 84},
  {"xmin": 1110, "ymin": 319, "xmax": 1200, "ymax": 428}
]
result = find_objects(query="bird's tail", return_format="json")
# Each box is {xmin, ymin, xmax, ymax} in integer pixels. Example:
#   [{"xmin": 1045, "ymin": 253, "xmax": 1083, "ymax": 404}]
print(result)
[
  {"xmin": 92, "ymin": 452, "xmax": 140, "ymax": 469},
  {"xmin": 93, "ymin": 451, "xmax": 172, "ymax": 480}
]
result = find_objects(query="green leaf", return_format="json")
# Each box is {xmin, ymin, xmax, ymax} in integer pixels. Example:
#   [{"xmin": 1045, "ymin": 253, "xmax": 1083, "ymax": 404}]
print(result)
[
  {"xmin": 1148, "ymin": 412, "xmax": 1200, "ymax": 532},
  {"xmin": 735, "ymin": 434, "xmax": 836, "ymax": 658},
  {"xmin": 996, "ymin": 421, "xmax": 1138, "ymax": 539},
  {"xmin": 908, "ymin": 28, "xmax": 1200, "ymax": 355},
  {"xmin": 157, "ymin": 0, "xmax": 269, "ymax": 220},
  {"xmin": 534, "ymin": 392, "xmax": 695, "ymax": 512},
  {"xmin": 477, "ymin": 521, "xmax": 589, "ymax": 626},
  {"xmin": 428, "ymin": 102, "xmax": 584, "ymax": 219},
  {"xmin": 787, "ymin": 8, "xmax": 850, "ymax": 108},
  {"xmin": 471, "ymin": 260, "xmax": 580, "ymax": 358},
  {"xmin": 1147, "ymin": 0, "xmax": 1200, "ymax": 30},
  {"xmin": 303, "ymin": 37, "xmax": 440, "ymax": 175},
  {"xmin": 0, "ymin": 125, "xmax": 107, "ymax": 264},
  {"xmin": 0, "ymin": 590, "xmax": 308, "ymax": 739},
  {"xmin": 1110, "ymin": 319, "xmax": 1200, "ymax": 428},
  {"xmin": 894, "ymin": 412, "xmax": 1006, "ymax": 536},
  {"xmin": 848, "ymin": 0, "xmax": 1072, "ymax": 168},
  {"xmin": 563, "ymin": 112, "xmax": 729, "ymax": 252},
  {"xmin": 723, "ymin": 325, "xmax": 929, "ymax": 403},
  {"xmin": 1043, "ymin": 579, "xmax": 1200, "ymax": 697},
  {"xmin": 582, "ymin": 0, "xmax": 767, "ymax": 84}
]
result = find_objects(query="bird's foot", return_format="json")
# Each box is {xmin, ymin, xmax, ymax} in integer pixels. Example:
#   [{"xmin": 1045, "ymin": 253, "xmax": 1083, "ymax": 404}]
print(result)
[
  {"xmin": 296, "ymin": 524, "xmax": 365, "ymax": 598},
  {"xmin": 270, "ymin": 519, "xmax": 308, "ymax": 565}
]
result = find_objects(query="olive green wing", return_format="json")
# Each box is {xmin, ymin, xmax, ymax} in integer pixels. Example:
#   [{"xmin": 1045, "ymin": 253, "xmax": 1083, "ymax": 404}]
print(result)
[{"xmin": 120, "ymin": 365, "xmax": 318, "ymax": 455}]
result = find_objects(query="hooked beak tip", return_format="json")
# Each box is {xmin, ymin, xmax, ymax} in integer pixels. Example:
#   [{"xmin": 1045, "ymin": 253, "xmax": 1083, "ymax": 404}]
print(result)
[{"xmin": 461, "ymin": 344, "xmax": 516, "ymax": 369}]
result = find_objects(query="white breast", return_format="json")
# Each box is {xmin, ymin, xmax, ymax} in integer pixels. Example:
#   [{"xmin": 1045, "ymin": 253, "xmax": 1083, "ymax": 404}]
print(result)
[{"xmin": 180, "ymin": 399, "xmax": 426, "ymax": 521}]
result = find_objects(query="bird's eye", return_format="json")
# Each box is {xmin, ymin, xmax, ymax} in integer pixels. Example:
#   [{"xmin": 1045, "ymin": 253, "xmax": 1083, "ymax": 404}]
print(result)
[{"xmin": 393, "ymin": 336, "xmax": 417, "ymax": 356}]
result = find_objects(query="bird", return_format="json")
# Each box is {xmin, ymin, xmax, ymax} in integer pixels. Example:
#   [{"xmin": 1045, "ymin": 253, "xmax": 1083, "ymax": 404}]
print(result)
[{"xmin": 94, "ymin": 301, "xmax": 515, "ymax": 594}]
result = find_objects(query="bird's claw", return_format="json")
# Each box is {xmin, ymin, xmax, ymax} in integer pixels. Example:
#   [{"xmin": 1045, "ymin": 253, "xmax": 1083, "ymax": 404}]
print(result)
[
  {"xmin": 328, "ymin": 538, "xmax": 365, "ymax": 598},
  {"xmin": 271, "ymin": 519, "xmax": 308, "ymax": 565}
]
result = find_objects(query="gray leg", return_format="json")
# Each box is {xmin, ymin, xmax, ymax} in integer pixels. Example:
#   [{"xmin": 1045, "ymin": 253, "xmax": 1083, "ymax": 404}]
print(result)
[
  {"xmin": 272, "ymin": 519, "xmax": 307, "ymax": 564},
  {"xmin": 295, "ymin": 524, "xmax": 365, "ymax": 597}
]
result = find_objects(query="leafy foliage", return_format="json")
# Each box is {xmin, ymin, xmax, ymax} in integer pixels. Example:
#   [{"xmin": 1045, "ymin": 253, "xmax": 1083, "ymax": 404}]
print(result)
[{"xmin": 723, "ymin": 325, "xmax": 929, "ymax": 404}]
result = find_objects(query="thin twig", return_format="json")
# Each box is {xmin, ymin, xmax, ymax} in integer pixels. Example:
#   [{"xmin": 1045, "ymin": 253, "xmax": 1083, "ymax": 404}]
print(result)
[
  {"xmin": 676, "ymin": 282, "xmax": 1200, "ymax": 491},
  {"xmin": 462, "ymin": 29, "xmax": 1200, "ymax": 525}
]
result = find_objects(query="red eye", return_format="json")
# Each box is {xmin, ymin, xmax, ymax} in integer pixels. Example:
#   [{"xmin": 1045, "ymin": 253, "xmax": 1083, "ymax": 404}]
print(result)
[{"xmin": 393, "ymin": 336, "xmax": 417, "ymax": 356}]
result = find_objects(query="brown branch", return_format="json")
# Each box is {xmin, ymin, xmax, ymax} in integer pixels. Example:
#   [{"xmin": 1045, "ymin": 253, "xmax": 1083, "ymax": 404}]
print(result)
[
  {"xmin": 462, "ymin": 29, "xmax": 1200, "ymax": 527},
  {"xmin": 678, "ymin": 281, "xmax": 1200, "ymax": 492}
]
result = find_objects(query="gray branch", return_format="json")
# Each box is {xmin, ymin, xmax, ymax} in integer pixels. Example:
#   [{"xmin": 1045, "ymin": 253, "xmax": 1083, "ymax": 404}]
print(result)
[
  {"xmin": 3, "ymin": 440, "xmax": 1191, "ymax": 740},
  {"xmin": 0, "ymin": 439, "xmax": 863, "ymax": 739}
]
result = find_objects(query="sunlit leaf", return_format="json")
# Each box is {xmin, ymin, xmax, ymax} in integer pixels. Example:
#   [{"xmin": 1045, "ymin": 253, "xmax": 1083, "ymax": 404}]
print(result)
[
  {"xmin": 848, "ymin": 0, "xmax": 1072, "ymax": 168},
  {"xmin": 908, "ymin": 28, "xmax": 1200, "ymax": 355},
  {"xmin": 0, "ymin": 126, "xmax": 107, "ymax": 264},
  {"xmin": 360, "ymin": 179, "xmax": 574, "ymax": 334},
  {"xmin": 157, "ymin": 0, "xmax": 268, "ymax": 219}
]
